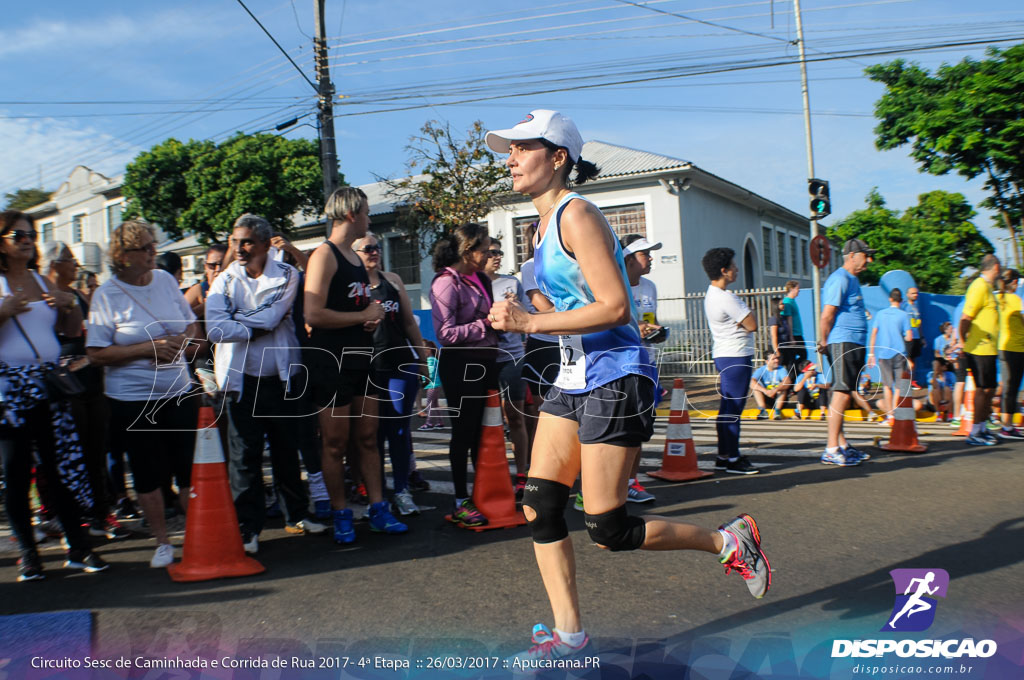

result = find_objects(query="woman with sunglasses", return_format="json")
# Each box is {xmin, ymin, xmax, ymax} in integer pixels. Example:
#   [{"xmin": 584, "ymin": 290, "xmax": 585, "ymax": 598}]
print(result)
[
  {"xmin": 485, "ymin": 111, "xmax": 771, "ymax": 661},
  {"xmin": 353, "ymin": 232, "xmax": 427, "ymax": 516},
  {"xmin": 0, "ymin": 210, "xmax": 108, "ymax": 581},
  {"xmin": 86, "ymin": 220, "xmax": 201, "ymax": 569},
  {"xmin": 429, "ymin": 224, "xmax": 498, "ymax": 528}
]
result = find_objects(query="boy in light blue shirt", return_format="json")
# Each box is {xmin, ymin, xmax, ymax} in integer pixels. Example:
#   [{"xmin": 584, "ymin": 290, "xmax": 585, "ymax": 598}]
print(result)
[{"xmin": 750, "ymin": 352, "xmax": 793, "ymax": 419}]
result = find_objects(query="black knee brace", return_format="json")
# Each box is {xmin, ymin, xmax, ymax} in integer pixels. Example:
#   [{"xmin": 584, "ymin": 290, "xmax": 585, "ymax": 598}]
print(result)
[
  {"xmin": 522, "ymin": 478, "xmax": 571, "ymax": 544},
  {"xmin": 584, "ymin": 505, "xmax": 646, "ymax": 551}
]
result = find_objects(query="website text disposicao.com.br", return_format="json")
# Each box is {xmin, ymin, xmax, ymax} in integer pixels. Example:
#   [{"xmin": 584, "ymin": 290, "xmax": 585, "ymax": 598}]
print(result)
[{"xmin": 851, "ymin": 662, "xmax": 978, "ymax": 675}]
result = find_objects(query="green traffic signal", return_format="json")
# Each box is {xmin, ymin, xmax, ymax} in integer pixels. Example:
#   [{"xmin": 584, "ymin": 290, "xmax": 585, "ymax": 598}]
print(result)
[{"xmin": 808, "ymin": 178, "xmax": 831, "ymax": 219}]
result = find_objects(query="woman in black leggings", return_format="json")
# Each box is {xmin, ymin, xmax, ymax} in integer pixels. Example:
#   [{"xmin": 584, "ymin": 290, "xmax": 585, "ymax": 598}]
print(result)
[
  {"xmin": 428, "ymin": 224, "xmax": 498, "ymax": 527},
  {"xmin": 996, "ymin": 268, "xmax": 1024, "ymax": 439}
]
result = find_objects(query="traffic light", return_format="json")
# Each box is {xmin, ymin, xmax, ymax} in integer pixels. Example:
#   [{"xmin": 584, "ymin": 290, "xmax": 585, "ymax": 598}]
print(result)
[{"xmin": 808, "ymin": 178, "xmax": 831, "ymax": 219}]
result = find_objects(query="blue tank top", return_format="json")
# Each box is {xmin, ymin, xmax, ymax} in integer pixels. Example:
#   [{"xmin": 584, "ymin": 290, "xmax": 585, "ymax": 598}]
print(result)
[{"xmin": 533, "ymin": 192, "xmax": 658, "ymax": 393}]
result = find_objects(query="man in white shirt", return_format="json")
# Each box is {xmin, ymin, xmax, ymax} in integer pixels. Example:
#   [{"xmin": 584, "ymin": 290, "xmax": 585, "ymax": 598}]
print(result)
[
  {"xmin": 702, "ymin": 247, "xmax": 760, "ymax": 475},
  {"xmin": 205, "ymin": 213, "xmax": 326, "ymax": 553}
]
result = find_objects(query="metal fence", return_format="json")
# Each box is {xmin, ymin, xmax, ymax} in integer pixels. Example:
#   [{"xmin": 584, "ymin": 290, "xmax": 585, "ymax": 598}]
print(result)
[{"xmin": 654, "ymin": 287, "xmax": 787, "ymax": 377}]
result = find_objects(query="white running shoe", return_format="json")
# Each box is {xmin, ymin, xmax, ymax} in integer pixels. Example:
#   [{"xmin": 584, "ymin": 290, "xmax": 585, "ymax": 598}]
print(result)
[{"xmin": 150, "ymin": 543, "xmax": 175, "ymax": 568}]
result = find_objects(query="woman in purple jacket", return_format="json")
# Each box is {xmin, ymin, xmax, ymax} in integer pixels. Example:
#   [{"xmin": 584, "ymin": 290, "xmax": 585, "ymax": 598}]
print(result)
[{"xmin": 429, "ymin": 224, "xmax": 498, "ymax": 528}]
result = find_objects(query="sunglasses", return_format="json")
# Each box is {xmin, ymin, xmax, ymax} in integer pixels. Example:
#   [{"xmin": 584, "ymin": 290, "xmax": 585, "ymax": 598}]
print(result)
[
  {"xmin": 3, "ymin": 229, "xmax": 37, "ymax": 242},
  {"xmin": 205, "ymin": 261, "xmax": 223, "ymax": 269},
  {"xmin": 358, "ymin": 245, "xmax": 381, "ymax": 253},
  {"xmin": 487, "ymin": 250, "xmax": 503, "ymax": 257}
]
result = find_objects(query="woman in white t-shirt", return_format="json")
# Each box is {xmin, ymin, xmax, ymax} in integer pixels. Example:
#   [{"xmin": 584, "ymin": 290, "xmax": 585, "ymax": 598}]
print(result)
[
  {"xmin": 702, "ymin": 247, "xmax": 759, "ymax": 475},
  {"xmin": 87, "ymin": 220, "xmax": 201, "ymax": 569}
]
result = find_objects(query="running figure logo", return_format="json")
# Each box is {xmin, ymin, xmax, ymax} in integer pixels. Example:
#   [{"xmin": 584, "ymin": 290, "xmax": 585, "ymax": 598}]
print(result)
[{"xmin": 882, "ymin": 568, "xmax": 949, "ymax": 632}]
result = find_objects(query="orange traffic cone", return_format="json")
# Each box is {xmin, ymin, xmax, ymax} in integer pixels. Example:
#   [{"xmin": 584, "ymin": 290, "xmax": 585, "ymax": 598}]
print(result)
[
  {"xmin": 168, "ymin": 406, "xmax": 265, "ymax": 582},
  {"xmin": 953, "ymin": 370, "xmax": 975, "ymax": 437},
  {"xmin": 451, "ymin": 390, "xmax": 526, "ymax": 532},
  {"xmin": 881, "ymin": 370, "xmax": 927, "ymax": 453},
  {"xmin": 648, "ymin": 378, "xmax": 714, "ymax": 482}
]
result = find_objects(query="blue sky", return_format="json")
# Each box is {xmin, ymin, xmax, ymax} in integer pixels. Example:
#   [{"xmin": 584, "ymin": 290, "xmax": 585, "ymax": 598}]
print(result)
[{"xmin": 2, "ymin": 1, "xmax": 1023, "ymax": 258}]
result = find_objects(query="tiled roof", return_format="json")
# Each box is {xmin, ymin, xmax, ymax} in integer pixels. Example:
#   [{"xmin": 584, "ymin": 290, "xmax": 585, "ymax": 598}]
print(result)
[{"xmin": 582, "ymin": 141, "xmax": 689, "ymax": 179}]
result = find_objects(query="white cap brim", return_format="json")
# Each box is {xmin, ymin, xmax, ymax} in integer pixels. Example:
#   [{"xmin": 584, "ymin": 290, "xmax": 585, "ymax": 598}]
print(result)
[{"xmin": 623, "ymin": 239, "xmax": 663, "ymax": 256}]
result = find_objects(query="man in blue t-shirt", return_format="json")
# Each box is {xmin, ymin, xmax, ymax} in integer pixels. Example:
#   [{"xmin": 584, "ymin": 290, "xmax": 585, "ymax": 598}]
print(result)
[
  {"xmin": 901, "ymin": 286, "xmax": 923, "ymax": 385},
  {"xmin": 749, "ymin": 352, "xmax": 793, "ymax": 419},
  {"xmin": 869, "ymin": 288, "xmax": 914, "ymax": 418},
  {"xmin": 817, "ymin": 238, "xmax": 875, "ymax": 466}
]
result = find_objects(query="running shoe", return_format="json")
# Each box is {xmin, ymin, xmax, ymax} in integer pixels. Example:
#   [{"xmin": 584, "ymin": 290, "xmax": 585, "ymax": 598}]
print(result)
[
  {"xmin": 726, "ymin": 456, "xmax": 760, "ymax": 475},
  {"xmin": 949, "ymin": 418, "xmax": 961, "ymax": 428},
  {"xmin": 242, "ymin": 532, "xmax": 259, "ymax": 554},
  {"xmin": 417, "ymin": 423, "xmax": 435, "ymax": 431},
  {"xmin": 369, "ymin": 501, "xmax": 409, "ymax": 534},
  {"xmin": 573, "ymin": 492, "xmax": 584, "ymax": 512},
  {"xmin": 285, "ymin": 518, "xmax": 328, "ymax": 535},
  {"xmin": 508, "ymin": 627, "xmax": 590, "ymax": 668},
  {"xmin": 89, "ymin": 515, "xmax": 130, "ymax": 540},
  {"xmin": 150, "ymin": 543, "xmax": 175, "ymax": 568},
  {"xmin": 407, "ymin": 471, "xmax": 430, "ymax": 492},
  {"xmin": 115, "ymin": 497, "xmax": 140, "ymax": 519},
  {"xmin": 392, "ymin": 489, "xmax": 420, "ymax": 516},
  {"xmin": 794, "ymin": 407, "xmax": 803, "ymax": 420},
  {"xmin": 333, "ymin": 508, "xmax": 356, "ymax": 544},
  {"xmin": 450, "ymin": 499, "xmax": 487, "ymax": 528},
  {"xmin": 843, "ymin": 445, "xmax": 871, "ymax": 462},
  {"xmin": 64, "ymin": 550, "xmax": 110, "ymax": 573},
  {"xmin": 965, "ymin": 433, "xmax": 996, "ymax": 447},
  {"xmin": 756, "ymin": 409, "xmax": 769, "ymax": 420},
  {"xmin": 821, "ymin": 449, "xmax": 860, "ymax": 466},
  {"xmin": 718, "ymin": 514, "xmax": 771, "ymax": 599},
  {"xmin": 714, "ymin": 457, "xmax": 730, "ymax": 470},
  {"xmin": 770, "ymin": 409, "xmax": 781, "ymax": 420},
  {"xmin": 17, "ymin": 552, "xmax": 45, "ymax": 582},
  {"xmin": 626, "ymin": 480, "xmax": 655, "ymax": 503},
  {"xmin": 911, "ymin": 380, "xmax": 922, "ymax": 390},
  {"xmin": 997, "ymin": 427, "xmax": 1024, "ymax": 440},
  {"xmin": 986, "ymin": 419, "xmax": 1001, "ymax": 431}
]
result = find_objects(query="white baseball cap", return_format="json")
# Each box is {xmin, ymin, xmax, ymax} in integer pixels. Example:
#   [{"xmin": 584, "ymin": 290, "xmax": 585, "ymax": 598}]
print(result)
[
  {"xmin": 485, "ymin": 109, "xmax": 584, "ymax": 162},
  {"xmin": 622, "ymin": 237, "xmax": 663, "ymax": 256}
]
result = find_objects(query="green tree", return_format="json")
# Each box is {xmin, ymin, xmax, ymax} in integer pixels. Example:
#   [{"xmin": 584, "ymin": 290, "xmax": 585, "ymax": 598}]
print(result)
[
  {"xmin": 123, "ymin": 133, "xmax": 325, "ymax": 243},
  {"xmin": 4, "ymin": 187, "xmax": 52, "ymax": 211},
  {"xmin": 827, "ymin": 189, "xmax": 991, "ymax": 292},
  {"xmin": 382, "ymin": 120, "xmax": 511, "ymax": 256},
  {"xmin": 867, "ymin": 44, "xmax": 1024, "ymax": 263}
]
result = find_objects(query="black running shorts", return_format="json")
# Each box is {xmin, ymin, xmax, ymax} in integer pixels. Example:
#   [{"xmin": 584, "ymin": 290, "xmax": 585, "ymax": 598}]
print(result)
[
  {"xmin": 540, "ymin": 374, "xmax": 656, "ymax": 447},
  {"xmin": 962, "ymin": 351, "xmax": 997, "ymax": 389},
  {"xmin": 826, "ymin": 342, "xmax": 866, "ymax": 393}
]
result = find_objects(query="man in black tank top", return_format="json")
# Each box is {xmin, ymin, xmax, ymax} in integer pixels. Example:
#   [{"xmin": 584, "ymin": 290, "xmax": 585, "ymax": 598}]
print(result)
[{"xmin": 304, "ymin": 187, "xmax": 408, "ymax": 543}]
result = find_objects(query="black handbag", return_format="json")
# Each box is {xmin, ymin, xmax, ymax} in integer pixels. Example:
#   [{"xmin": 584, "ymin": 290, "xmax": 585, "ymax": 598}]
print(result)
[{"xmin": 11, "ymin": 317, "xmax": 86, "ymax": 399}]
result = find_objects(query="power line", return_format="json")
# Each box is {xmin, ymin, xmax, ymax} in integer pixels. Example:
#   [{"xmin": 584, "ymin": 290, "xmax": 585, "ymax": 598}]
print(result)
[
  {"xmin": 235, "ymin": 0, "xmax": 317, "ymax": 92},
  {"xmin": 612, "ymin": 0, "xmax": 790, "ymax": 43}
]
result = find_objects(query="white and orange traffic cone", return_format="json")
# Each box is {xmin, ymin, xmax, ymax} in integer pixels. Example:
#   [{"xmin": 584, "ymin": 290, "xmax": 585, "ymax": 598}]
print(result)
[
  {"xmin": 881, "ymin": 370, "xmax": 928, "ymax": 453},
  {"xmin": 648, "ymin": 378, "xmax": 714, "ymax": 483},
  {"xmin": 168, "ymin": 406, "xmax": 265, "ymax": 582}
]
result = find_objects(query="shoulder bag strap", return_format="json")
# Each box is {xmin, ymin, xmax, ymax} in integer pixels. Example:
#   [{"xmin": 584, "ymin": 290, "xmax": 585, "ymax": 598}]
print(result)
[
  {"xmin": 10, "ymin": 316, "xmax": 43, "ymax": 362},
  {"xmin": 109, "ymin": 277, "xmax": 176, "ymax": 337}
]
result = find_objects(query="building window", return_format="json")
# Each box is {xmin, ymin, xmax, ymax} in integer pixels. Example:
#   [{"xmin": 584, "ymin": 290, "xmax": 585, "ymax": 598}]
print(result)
[
  {"xmin": 106, "ymin": 202, "xmax": 124, "ymax": 235},
  {"xmin": 601, "ymin": 203, "xmax": 647, "ymax": 240},
  {"xmin": 762, "ymin": 226, "xmax": 773, "ymax": 271},
  {"xmin": 386, "ymin": 233, "xmax": 420, "ymax": 285},
  {"xmin": 71, "ymin": 213, "xmax": 85, "ymax": 243},
  {"xmin": 801, "ymin": 237, "xmax": 809, "ymax": 275},
  {"xmin": 513, "ymin": 216, "xmax": 538, "ymax": 268},
  {"xmin": 790, "ymin": 234, "xmax": 799, "ymax": 275},
  {"xmin": 776, "ymin": 228, "xmax": 787, "ymax": 274},
  {"xmin": 41, "ymin": 221, "xmax": 54, "ymax": 242}
]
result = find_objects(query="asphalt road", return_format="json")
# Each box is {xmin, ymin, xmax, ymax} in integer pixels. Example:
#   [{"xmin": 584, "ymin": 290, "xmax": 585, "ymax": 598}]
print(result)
[{"xmin": 2, "ymin": 417, "xmax": 1022, "ymax": 678}]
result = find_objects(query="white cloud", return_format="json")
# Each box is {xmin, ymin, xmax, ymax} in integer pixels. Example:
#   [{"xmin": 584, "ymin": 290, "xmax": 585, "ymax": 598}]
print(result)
[{"xmin": 0, "ymin": 115, "xmax": 138, "ymax": 195}]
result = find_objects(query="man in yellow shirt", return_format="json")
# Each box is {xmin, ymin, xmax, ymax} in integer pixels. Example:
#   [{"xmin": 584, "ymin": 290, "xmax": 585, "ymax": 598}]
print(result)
[
  {"xmin": 996, "ymin": 268, "xmax": 1024, "ymax": 439},
  {"xmin": 958, "ymin": 254, "xmax": 1001, "ymax": 445}
]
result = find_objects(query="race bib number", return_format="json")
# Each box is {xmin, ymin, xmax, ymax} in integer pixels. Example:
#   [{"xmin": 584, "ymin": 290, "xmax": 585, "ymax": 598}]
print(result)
[
  {"xmin": 554, "ymin": 335, "xmax": 587, "ymax": 390},
  {"xmin": 641, "ymin": 311, "xmax": 656, "ymax": 325}
]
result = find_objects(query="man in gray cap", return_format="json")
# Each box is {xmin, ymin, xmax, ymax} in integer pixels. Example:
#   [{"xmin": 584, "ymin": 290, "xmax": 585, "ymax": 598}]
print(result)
[{"xmin": 817, "ymin": 238, "xmax": 876, "ymax": 467}]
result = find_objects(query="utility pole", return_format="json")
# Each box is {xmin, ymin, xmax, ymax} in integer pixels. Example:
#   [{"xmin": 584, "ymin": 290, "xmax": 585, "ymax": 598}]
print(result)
[
  {"xmin": 793, "ymin": 0, "xmax": 823, "ymax": 344},
  {"xmin": 313, "ymin": 0, "xmax": 339, "ymax": 211}
]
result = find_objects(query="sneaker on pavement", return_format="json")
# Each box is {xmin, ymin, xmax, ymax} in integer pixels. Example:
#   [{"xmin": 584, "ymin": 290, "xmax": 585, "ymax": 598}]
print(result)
[
  {"xmin": 450, "ymin": 499, "xmax": 488, "ymax": 527},
  {"xmin": 572, "ymin": 492, "xmax": 584, "ymax": 512},
  {"xmin": 65, "ymin": 550, "xmax": 110, "ymax": 573},
  {"xmin": 949, "ymin": 418, "xmax": 961, "ymax": 428},
  {"xmin": 417, "ymin": 423, "xmax": 435, "ymax": 431},
  {"xmin": 965, "ymin": 433, "xmax": 997, "ymax": 446},
  {"xmin": 843, "ymin": 445, "xmax": 871, "ymax": 462},
  {"xmin": 714, "ymin": 457, "xmax": 729, "ymax": 470},
  {"xmin": 17, "ymin": 552, "xmax": 45, "ymax": 582},
  {"xmin": 115, "ymin": 497, "xmax": 140, "ymax": 519},
  {"xmin": 982, "ymin": 431, "xmax": 1000, "ymax": 443},
  {"xmin": 369, "ymin": 501, "xmax": 408, "ymax": 534},
  {"xmin": 508, "ymin": 628, "xmax": 590, "ymax": 668},
  {"xmin": 626, "ymin": 480, "xmax": 655, "ymax": 503},
  {"xmin": 718, "ymin": 514, "xmax": 771, "ymax": 599},
  {"xmin": 150, "ymin": 543, "xmax": 175, "ymax": 568},
  {"xmin": 89, "ymin": 515, "xmax": 130, "ymax": 540},
  {"xmin": 726, "ymin": 456, "xmax": 760, "ymax": 475},
  {"xmin": 770, "ymin": 409, "xmax": 781, "ymax": 420},
  {"xmin": 756, "ymin": 409, "xmax": 769, "ymax": 420},
  {"xmin": 333, "ymin": 508, "xmax": 356, "ymax": 544},
  {"xmin": 285, "ymin": 518, "xmax": 328, "ymax": 535},
  {"xmin": 986, "ymin": 419, "xmax": 1001, "ymax": 431},
  {"xmin": 242, "ymin": 532, "xmax": 259, "ymax": 554},
  {"xmin": 998, "ymin": 427, "xmax": 1024, "ymax": 440},
  {"xmin": 392, "ymin": 489, "xmax": 420, "ymax": 516},
  {"xmin": 821, "ymin": 449, "xmax": 860, "ymax": 466},
  {"xmin": 408, "ymin": 471, "xmax": 430, "ymax": 492}
]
